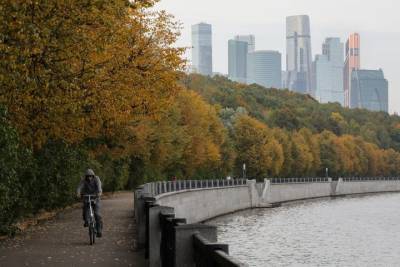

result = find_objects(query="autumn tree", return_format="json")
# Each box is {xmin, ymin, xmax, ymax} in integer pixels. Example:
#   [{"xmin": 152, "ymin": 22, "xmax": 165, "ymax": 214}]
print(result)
[
  {"xmin": 233, "ymin": 115, "xmax": 283, "ymax": 179},
  {"xmin": 0, "ymin": 0, "xmax": 184, "ymax": 150}
]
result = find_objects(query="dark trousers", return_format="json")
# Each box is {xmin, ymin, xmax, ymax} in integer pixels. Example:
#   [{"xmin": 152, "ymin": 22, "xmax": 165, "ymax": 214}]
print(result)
[{"xmin": 82, "ymin": 200, "xmax": 103, "ymax": 234}]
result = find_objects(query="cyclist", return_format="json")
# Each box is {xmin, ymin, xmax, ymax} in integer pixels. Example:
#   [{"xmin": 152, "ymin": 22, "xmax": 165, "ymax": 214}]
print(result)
[{"xmin": 77, "ymin": 169, "xmax": 103, "ymax": 237}]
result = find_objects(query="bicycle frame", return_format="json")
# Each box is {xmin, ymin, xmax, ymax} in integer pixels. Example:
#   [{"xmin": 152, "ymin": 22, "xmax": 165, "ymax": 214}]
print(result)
[{"xmin": 82, "ymin": 194, "xmax": 97, "ymax": 245}]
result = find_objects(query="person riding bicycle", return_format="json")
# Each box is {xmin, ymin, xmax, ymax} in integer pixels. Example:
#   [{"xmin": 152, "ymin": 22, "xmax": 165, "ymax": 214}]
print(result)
[{"xmin": 77, "ymin": 169, "xmax": 103, "ymax": 238}]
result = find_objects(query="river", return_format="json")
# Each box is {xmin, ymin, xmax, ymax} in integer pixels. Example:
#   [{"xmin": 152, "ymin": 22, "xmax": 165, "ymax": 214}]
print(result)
[{"xmin": 210, "ymin": 193, "xmax": 400, "ymax": 266}]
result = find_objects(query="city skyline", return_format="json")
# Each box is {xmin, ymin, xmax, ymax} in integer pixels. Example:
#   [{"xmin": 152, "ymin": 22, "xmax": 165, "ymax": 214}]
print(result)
[{"xmin": 156, "ymin": 0, "xmax": 400, "ymax": 114}]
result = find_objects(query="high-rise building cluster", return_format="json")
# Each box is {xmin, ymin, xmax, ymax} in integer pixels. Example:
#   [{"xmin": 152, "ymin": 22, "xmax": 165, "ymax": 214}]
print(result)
[{"xmin": 191, "ymin": 18, "xmax": 389, "ymax": 113}]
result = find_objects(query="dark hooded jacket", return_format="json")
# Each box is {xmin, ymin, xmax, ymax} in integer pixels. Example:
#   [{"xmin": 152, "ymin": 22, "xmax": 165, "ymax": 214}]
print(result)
[{"xmin": 77, "ymin": 169, "xmax": 102, "ymax": 196}]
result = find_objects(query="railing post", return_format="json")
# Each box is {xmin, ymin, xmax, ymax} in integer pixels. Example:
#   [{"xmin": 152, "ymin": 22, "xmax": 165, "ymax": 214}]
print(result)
[
  {"xmin": 145, "ymin": 198, "xmax": 157, "ymax": 259},
  {"xmin": 175, "ymin": 224, "xmax": 217, "ymax": 267},
  {"xmin": 149, "ymin": 206, "xmax": 174, "ymax": 267}
]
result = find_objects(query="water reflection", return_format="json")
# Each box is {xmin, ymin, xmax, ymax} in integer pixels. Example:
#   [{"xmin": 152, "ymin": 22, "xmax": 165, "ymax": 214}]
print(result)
[{"xmin": 210, "ymin": 194, "xmax": 400, "ymax": 266}]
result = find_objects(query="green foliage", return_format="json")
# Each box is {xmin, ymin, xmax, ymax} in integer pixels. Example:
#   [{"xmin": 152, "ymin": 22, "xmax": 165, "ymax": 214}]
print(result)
[
  {"xmin": 0, "ymin": 106, "xmax": 22, "ymax": 234},
  {"xmin": 0, "ymin": 110, "xmax": 89, "ymax": 234}
]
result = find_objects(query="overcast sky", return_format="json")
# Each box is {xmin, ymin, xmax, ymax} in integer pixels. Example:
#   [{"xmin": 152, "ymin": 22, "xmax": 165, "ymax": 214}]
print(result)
[{"xmin": 156, "ymin": 0, "xmax": 399, "ymax": 114}]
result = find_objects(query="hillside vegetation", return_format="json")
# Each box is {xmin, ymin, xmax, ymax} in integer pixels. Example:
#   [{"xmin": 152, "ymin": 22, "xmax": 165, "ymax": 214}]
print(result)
[{"xmin": 183, "ymin": 74, "xmax": 400, "ymax": 152}]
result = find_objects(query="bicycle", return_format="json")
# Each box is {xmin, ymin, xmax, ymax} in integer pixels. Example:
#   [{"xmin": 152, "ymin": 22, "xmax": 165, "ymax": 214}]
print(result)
[{"xmin": 82, "ymin": 194, "xmax": 98, "ymax": 245}]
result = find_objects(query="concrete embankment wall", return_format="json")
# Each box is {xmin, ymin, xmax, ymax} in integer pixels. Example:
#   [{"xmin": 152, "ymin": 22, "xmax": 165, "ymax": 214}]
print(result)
[
  {"xmin": 145, "ymin": 178, "xmax": 400, "ymax": 266},
  {"xmin": 155, "ymin": 186, "xmax": 251, "ymax": 223},
  {"xmin": 154, "ymin": 179, "xmax": 400, "ymax": 224},
  {"xmin": 336, "ymin": 180, "xmax": 400, "ymax": 196},
  {"xmin": 267, "ymin": 182, "xmax": 332, "ymax": 203}
]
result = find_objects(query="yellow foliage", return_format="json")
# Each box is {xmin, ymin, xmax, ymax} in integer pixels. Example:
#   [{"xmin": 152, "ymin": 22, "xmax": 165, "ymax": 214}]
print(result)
[
  {"xmin": 233, "ymin": 115, "xmax": 284, "ymax": 179},
  {"xmin": 0, "ymin": 0, "xmax": 185, "ymax": 150}
]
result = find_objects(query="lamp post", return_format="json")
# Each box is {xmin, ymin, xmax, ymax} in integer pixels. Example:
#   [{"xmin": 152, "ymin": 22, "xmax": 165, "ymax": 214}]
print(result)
[
  {"xmin": 325, "ymin": 167, "xmax": 329, "ymax": 178},
  {"xmin": 243, "ymin": 163, "xmax": 246, "ymax": 180}
]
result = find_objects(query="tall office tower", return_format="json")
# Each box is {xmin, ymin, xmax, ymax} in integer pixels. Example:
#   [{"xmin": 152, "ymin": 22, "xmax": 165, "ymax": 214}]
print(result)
[
  {"xmin": 286, "ymin": 15, "xmax": 313, "ymax": 95},
  {"xmin": 344, "ymin": 33, "xmax": 360, "ymax": 107},
  {"xmin": 191, "ymin": 23, "xmax": 212, "ymax": 76},
  {"xmin": 228, "ymin": 39, "xmax": 248, "ymax": 83},
  {"xmin": 247, "ymin": 50, "xmax": 282, "ymax": 88},
  {"xmin": 313, "ymin": 38, "xmax": 344, "ymax": 105},
  {"xmin": 281, "ymin": 71, "xmax": 287, "ymax": 88},
  {"xmin": 351, "ymin": 69, "xmax": 388, "ymax": 112},
  {"xmin": 234, "ymin": 35, "xmax": 256, "ymax": 53}
]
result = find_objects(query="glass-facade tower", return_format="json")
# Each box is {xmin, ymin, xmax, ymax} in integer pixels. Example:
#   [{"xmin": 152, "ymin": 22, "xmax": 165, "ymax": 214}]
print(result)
[
  {"xmin": 313, "ymin": 38, "xmax": 344, "ymax": 105},
  {"xmin": 344, "ymin": 33, "xmax": 360, "ymax": 107},
  {"xmin": 234, "ymin": 35, "xmax": 255, "ymax": 53},
  {"xmin": 228, "ymin": 39, "xmax": 248, "ymax": 83},
  {"xmin": 191, "ymin": 23, "xmax": 212, "ymax": 76},
  {"xmin": 286, "ymin": 15, "xmax": 313, "ymax": 95},
  {"xmin": 247, "ymin": 50, "xmax": 282, "ymax": 88},
  {"xmin": 351, "ymin": 69, "xmax": 388, "ymax": 112}
]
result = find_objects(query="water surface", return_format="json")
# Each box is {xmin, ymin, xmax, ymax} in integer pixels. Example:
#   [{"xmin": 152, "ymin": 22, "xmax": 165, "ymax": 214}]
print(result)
[{"xmin": 211, "ymin": 194, "xmax": 400, "ymax": 266}]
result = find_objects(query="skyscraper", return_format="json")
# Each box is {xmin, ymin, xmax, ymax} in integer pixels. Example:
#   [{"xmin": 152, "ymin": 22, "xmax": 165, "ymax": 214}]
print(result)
[
  {"xmin": 351, "ymin": 69, "xmax": 388, "ymax": 112},
  {"xmin": 228, "ymin": 39, "xmax": 248, "ymax": 83},
  {"xmin": 313, "ymin": 38, "xmax": 344, "ymax": 105},
  {"xmin": 286, "ymin": 15, "xmax": 313, "ymax": 95},
  {"xmin": 234, "ymin": 35, "xmax": 256, "ymax": 53},
  {"xmin": 344, "ymin": 33, "xmax": 360, "ymax": 107},
  {"xmin": 247, "ymin": 50, "xmax": 282, "ymax": 88},
  {"xmin": 191, "ymin": 23, "xmax": 212, "ymax": 76}
]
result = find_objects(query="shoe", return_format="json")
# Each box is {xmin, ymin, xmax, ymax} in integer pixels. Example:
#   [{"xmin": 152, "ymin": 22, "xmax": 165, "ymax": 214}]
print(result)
[
  {"xmin": 84, "ymin": 222, "xmax": 88, "ymax": 227},
  {"xmin": 96, "ymin": 232, "xmax": 102, "ymax": 238}
]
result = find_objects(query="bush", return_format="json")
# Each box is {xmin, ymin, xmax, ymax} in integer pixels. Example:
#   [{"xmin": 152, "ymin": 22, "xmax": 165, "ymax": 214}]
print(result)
[{"xmin": 0, "ymin": 106, "xmax": 25, "ymax": 234}]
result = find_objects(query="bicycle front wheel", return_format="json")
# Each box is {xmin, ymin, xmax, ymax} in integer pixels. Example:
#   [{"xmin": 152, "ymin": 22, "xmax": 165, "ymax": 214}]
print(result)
[{"xmin": 89, "ymin": 224, "xmax": 96, "ymax": 245}]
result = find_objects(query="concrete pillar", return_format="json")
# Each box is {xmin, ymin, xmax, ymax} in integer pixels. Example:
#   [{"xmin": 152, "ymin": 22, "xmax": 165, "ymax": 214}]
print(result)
[
  {"xmin": 247, "ymin": 179, "xmax": 258, "ymax": 208},
  {"xmin": 260, "ymin": 179, "xmax": 271, "ymax": 205},
  {"xmin": 334, "ymin": 178, "xmax": 344, "ymax": 196},
  {"xmin": 174, "ymin": 224, "xmax": 217, "ymax": 267},
  {"xmin": 134, "ymin": 186, "xmax": 143, "ymax": 221},
  {"xmin": 136, "ymin": 194, "xmax": 146, "ymax": 248},
  {"xmin": 149, "ymin": 206, "xmax": 175, "ymax": 267}
]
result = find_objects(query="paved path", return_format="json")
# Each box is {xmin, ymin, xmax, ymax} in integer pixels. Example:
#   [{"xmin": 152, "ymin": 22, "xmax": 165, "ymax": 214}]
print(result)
[{"xmin": 0, "ymin": 192, "xmax": 145, "ymax": 266}]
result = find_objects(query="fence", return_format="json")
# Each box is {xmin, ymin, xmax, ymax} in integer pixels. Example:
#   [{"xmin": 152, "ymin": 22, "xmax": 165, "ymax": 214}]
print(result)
[
  {"xmin": 142, "ymin": 179, "xmax": 247, "ymax": 197},
  {"xmin": 342, "ymin": 177, "xmax": 400, "ymax": 182},
  {"xmin": 270, "ymin": 177, "xmax": 330, "ymax": 184}
]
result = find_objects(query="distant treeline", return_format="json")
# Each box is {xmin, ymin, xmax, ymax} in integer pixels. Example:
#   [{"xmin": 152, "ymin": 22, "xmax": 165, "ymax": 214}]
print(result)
[
  {"xmin": 181, "ymin": 74, "xmax": 400, "ymax": 179},
  {"xmin": 1, "ymin": 0, "xmax": 399, "ymax": 235}
]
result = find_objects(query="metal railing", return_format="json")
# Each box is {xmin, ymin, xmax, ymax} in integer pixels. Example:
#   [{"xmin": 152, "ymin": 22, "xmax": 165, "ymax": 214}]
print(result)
[
  {"xmin": 342, "ymin": 177, "xmax": 400, "ymax": 182},
  {"xmin": 142, "ymin": 179, "xmax": 247, "ymax": 197},
  {"xmin": 270, "ymin": 177, "xmax": 330, "ymax": 184}
]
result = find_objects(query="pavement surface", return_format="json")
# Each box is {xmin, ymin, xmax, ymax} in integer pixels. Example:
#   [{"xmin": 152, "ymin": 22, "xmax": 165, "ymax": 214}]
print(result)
[{"xmin": 0, "ymin": 192, "xmax": 145, "ymax": 266}]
